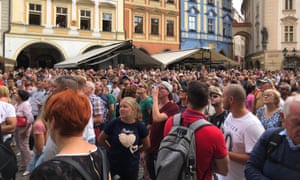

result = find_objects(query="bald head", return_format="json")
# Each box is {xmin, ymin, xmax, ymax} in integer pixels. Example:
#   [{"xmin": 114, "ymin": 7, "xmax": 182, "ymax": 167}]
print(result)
[{"xmin": 224, "ymin": 84, "xmax": 246, "ymax": 105}]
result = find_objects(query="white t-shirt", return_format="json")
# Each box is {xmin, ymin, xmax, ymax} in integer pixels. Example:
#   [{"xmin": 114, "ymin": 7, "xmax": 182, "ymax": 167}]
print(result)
[
  {"xmin": 82, "ymin": 102, "xmax": 95, "ymax": 143},
  {"xmin": 0, "ymin": 101, "xmax": 16, "ymax": 141},
  {"xmin": 219, "ymin": 112, "xmax": 265, "ymax": 180}
]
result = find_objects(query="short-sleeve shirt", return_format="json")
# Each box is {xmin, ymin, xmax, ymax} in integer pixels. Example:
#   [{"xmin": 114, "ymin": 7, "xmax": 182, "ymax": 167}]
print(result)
[
  {"xmin": 220, "ymin": 112, "xmax": 265, "ymax": 180},
  {"xmin": 106, "ymin": 93, "xmax": 116, "ymax": 121},
  {"xmin": 148, "ymin": 101, "xmax": 179, "ymax": 155},
  {"xmin": 256, "ymin": 107, "xmax": 282, "ymax": 129},
  {"xmin": 104, "ymin": 118, "xmax": 148, "ymax": 174},
  {"xmin": 90, "ymin": 94, "xmax": 104, "ymax": 116},
  {"xmin": 0, "ymin": 101, "xmax": 16, "ymax": 141},
  {"xmin": 164, "ymin": 109, "xmax": 228, "ymax": 180},
  {"xmin": 33, "ymin": 120, "xmax": 47, "ymax": 142},
  {"xmin": 139, "ymin": 96, "xmax": 153, "ymax": 125}
]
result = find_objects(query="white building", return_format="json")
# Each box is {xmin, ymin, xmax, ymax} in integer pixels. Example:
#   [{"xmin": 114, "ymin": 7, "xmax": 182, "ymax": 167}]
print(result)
[{"xmin": 241, "ymin": 0, "xmax": 300, "ymax": 70}]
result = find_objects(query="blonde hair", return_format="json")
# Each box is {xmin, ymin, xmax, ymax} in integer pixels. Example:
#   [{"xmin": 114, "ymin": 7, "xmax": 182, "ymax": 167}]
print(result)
[
  {"xmin": 0, "ymin": 86, "xmax": 11, "ymax": 102},
  {"xmin": 121, "ymin": 97, "xmax": 142, "ymax": 121},
  {"xmin": 264, "ymin": 89, "xmax": 281, "ymax": 107}
]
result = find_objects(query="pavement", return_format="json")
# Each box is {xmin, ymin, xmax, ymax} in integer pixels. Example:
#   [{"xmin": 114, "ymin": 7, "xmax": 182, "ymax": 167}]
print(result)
[{"xmin": 15, "ymin": 152, "xmax": 29, "ymax": 180}]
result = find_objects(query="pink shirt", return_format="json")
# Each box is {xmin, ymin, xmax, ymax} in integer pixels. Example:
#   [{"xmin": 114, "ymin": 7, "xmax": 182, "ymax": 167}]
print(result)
[{"xmin": 246, "ymin": 93, "xmax": 255, "ymax": 111}]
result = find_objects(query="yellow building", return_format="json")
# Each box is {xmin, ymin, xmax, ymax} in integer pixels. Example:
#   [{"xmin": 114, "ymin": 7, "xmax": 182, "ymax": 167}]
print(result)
[
  {"xmin": 4, "ymin": 0, "xmax": 125, "ymax": 68},
  {"xmin": 124, "ymin": 0, "xmax": 180, "ymax": 55}
]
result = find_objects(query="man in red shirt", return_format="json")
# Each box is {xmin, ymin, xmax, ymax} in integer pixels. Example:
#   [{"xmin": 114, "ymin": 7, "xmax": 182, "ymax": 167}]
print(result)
[{"xmin": 164, "ymin": 81, "xmax": 229, "ymax": 180}]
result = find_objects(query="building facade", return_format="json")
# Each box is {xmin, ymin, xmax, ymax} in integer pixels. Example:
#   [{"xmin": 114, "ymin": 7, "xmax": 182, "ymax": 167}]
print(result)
[
  {"xmin": 232, "ymin": 7, "xmax": 245, "ymax": 69},
  {"xmin": 242, "ymin": 0, "xmax": 300, "ymax": 70},
  {"xmin": 4, "ymin": 0, "xmax": 125, "ymax": 68},
  {"xmin": 0, "ymin": 0, "xmax": 10, "ymax": 57},
  {"xmin": 180, "ymin": 0, "xmax": 233, "ymax": 58},
  {"xmin": 124, "ymin": 0, "xmax": 180, "ymax": 55}
]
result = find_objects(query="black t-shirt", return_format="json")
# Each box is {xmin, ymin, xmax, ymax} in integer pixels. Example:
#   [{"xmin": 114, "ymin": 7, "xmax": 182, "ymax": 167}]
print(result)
[
  {"xmin": 30, "ymin": 148, "xmax": 104, "ymax": 180},
  {"xmin": 209, "ymin": 110, "xmax": 228, "ymax": 131}
]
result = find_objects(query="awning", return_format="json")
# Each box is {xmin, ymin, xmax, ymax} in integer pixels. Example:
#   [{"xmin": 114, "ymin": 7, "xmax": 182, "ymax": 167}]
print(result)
[
  {"xmin": 151, "ymin": 49, "xmax": 200, "ymax": 67},
  {"xmin": 131, "ymin": 48, "xmax": 163, "ymax": 67},
  {"xmin": 88, "ymin": 53, "xmax": 120, "ymax": 66},
  {"xmin": 0, "ymin": 56, "xmax": 16, "ymax": 65},
  {"xmin": 54, "ymin": 41, "xmax": 132, "ymax": 68},
  {"xmin": 152, "ymin": 48, "xmax": 238, "ymax": 67}
]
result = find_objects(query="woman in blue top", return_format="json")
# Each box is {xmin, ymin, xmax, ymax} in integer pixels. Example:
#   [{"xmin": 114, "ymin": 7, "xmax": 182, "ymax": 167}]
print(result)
[
  {"xmin": 99, "ymin": 97, "xmax": 150, "ymax": 180},
  {"xmin": 256, "ymin": 89, "xmax": 282, "ymax": 129}
]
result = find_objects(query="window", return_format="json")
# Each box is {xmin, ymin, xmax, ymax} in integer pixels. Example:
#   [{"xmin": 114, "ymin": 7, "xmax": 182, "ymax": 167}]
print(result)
[
  {"xmin": 189, "ymin": 16, "xmax": 196, "ymax": 32},
  {"xmin": 151, "ymin": 18, "xmax": 159, "ymax": 35},
  {"xmin": 166, "ymin": 20, "xmax": 174, "ymax": 36},
  {"xmin": 223, "ymin": 23, "xmax": 231, "ymax": 37},
  {"xmin": 285, "ymin": 0, "xmax": 293, "ymax": 10},
  {"xmin": 208, "ymin": 0, "xmax": 214, "ymax": 5},
  {"xmin": 222, "ymin": 0, "xmax": 231, "ymax": 10},
  {"xmin": 29, "ymin": 4, "xmax": 41, "ymax": 25},
  {"xmin": 102, "ymin": 13, "xmax": 112, "ymax": 32},
  {"xmin": 80, "ymin": 10, "xmax": 91, "ymax": 30},
  {"xmin": 190, "ymin": 0, "xmax": 197, "ymax": 2},
  {"xmin": 166, "ymin": 0, "xmax": 174, "ymax": 4},
  {"xmin": 284, "ymin": 26, "xmax": 294, "ymax": 42},
  {"xmin": 56, "ymin": 7, "xmax": 68, "ymax": 28},
  {"xmin": 208, "ymin": 19, "xmax": 214, "ymax": 34},
  {"xmin": 134, "ymin": 16, "xmax": 143, "ymax": 34}
]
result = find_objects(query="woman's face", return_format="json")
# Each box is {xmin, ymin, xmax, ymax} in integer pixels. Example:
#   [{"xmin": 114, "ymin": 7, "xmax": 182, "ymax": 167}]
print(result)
[
  {"xmin": 13, "ymin": 91, "xmax": 22, "ymax": 102},
  {"xmin": 262, "ymin": 90, "xmax": 275, "ymax": 105},
  {"xmin": 119, "ymin": 101, "xmax": 135, "ymax": 122}
]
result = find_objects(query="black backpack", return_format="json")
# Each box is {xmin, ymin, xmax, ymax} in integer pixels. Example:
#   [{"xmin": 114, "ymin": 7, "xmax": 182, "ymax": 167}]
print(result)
[{"xmin": 0, "ymin": 125, "xmax": 18, "ymax": 180}]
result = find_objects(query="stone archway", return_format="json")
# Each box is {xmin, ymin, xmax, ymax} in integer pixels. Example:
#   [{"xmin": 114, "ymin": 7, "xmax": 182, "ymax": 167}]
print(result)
[{"xmin": 16, "ymin": 43, "xmax": 64, "ymax": 68}]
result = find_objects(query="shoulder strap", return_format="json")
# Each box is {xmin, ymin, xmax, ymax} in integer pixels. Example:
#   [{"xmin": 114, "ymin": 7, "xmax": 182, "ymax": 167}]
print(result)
[
  {"xmin": 98, "ymin": 148, "xmax": 109, "ymax": 180},
  {"xmin": 266, "ymin": 128, "xmax": 300, "ymax": 172},
  {"xmin": 172, "ymin": 113, "xmax": 182, "ymax": 126},
  {"xmin": 267, "ymin": 127, "xmax": 284, "ymax": 156},
  {"xmin": 54, "ymin": 157, "xmax": 93, "ymax": 180},
  {"xmin": 0, "ymin": 124, "xmax": 3, "ymax": 144},
  {"xmin": 188, "ymin": 119, "xmax": 212, "ymax": 132}
]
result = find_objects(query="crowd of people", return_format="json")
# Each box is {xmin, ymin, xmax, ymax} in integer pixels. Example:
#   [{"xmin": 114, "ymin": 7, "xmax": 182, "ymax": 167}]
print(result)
[{"xmin": 0, "ymin": 65, "xmax": 299, "ymax": 179}]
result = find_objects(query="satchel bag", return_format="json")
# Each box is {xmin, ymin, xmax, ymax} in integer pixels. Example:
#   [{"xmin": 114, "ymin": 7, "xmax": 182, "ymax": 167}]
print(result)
[{"xmin": 16, "ymin": 116, "xmax": 27, "ymax": 127}]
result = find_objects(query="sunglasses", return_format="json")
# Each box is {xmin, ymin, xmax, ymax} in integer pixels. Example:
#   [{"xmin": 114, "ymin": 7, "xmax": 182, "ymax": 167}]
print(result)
[
  {"xmin": 210, "ymin": 94, "xmax": 219, "ymax": 99},
  {"xmin": 263, "ymin": 94, "xmax": 273, "ymax": 97}
]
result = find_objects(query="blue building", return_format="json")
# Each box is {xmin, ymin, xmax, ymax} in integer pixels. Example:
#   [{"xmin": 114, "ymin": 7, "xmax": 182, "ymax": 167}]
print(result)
[{"xmin": 180, "ymin": 0, "xmax": 233, "ymax": 58}]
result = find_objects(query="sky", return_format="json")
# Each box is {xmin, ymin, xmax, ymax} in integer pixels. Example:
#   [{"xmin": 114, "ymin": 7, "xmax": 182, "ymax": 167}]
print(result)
[{"xmin": 232, "ymin": 0, "xmax": 243, "ymax": 15}]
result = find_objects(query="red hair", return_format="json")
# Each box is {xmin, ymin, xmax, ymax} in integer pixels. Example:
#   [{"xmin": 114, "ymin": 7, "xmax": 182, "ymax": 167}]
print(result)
[{"xmin": 44, "ymin": 89, "xmax": 91, "ymax": 137}]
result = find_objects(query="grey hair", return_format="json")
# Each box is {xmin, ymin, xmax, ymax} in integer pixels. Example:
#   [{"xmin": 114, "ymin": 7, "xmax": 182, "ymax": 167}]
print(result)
[{"xmin": 283, "ymin": 95, "xmax": 300, "ymax": 117}]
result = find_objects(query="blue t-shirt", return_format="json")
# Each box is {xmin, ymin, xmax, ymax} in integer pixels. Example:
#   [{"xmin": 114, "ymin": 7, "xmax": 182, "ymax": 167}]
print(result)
[{"xmin": 104, "ymin": 118, "xmax": 148, "ymax": 174}]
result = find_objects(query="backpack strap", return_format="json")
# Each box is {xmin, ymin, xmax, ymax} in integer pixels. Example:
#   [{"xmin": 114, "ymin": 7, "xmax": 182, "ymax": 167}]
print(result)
[
  {"xmin": 53, "ymin": 157, "xmax": 93, "ymax": 180},
  {"xmin": 266, "ymin": 127, "xmax": 284, "ymax": 157},
  {"xmin": 172, "ymin": 113, "xmax": 182, "ymax": 126},
  {"xmin": 188, "ymin": 119, "xmax": 212, "ymax": 132}
]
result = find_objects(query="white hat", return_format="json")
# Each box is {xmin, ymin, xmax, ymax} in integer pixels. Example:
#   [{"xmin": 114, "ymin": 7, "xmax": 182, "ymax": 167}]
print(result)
[{"xmin": 161, "ymin": 81, "xmax": 173, "ymax": 92}]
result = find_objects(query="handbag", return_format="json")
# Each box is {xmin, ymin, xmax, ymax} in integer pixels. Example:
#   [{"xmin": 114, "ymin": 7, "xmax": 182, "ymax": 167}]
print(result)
[{"xmin": 16, "ymin": 116, "xmax": 27, "ymax": 127}]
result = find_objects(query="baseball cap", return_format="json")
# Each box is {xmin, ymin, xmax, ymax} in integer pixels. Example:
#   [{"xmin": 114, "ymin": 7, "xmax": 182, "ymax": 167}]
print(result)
[
  {"xmin": 258, "ymin": 78, "xmax": 274, "ymax": 87},
  {"xmin": 209, "ymin": 86, "xmax": 223, "ymax": 96},
  {"xmin": 161, "ymin": 81, "xmax": 173, "ymax": 92}
]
